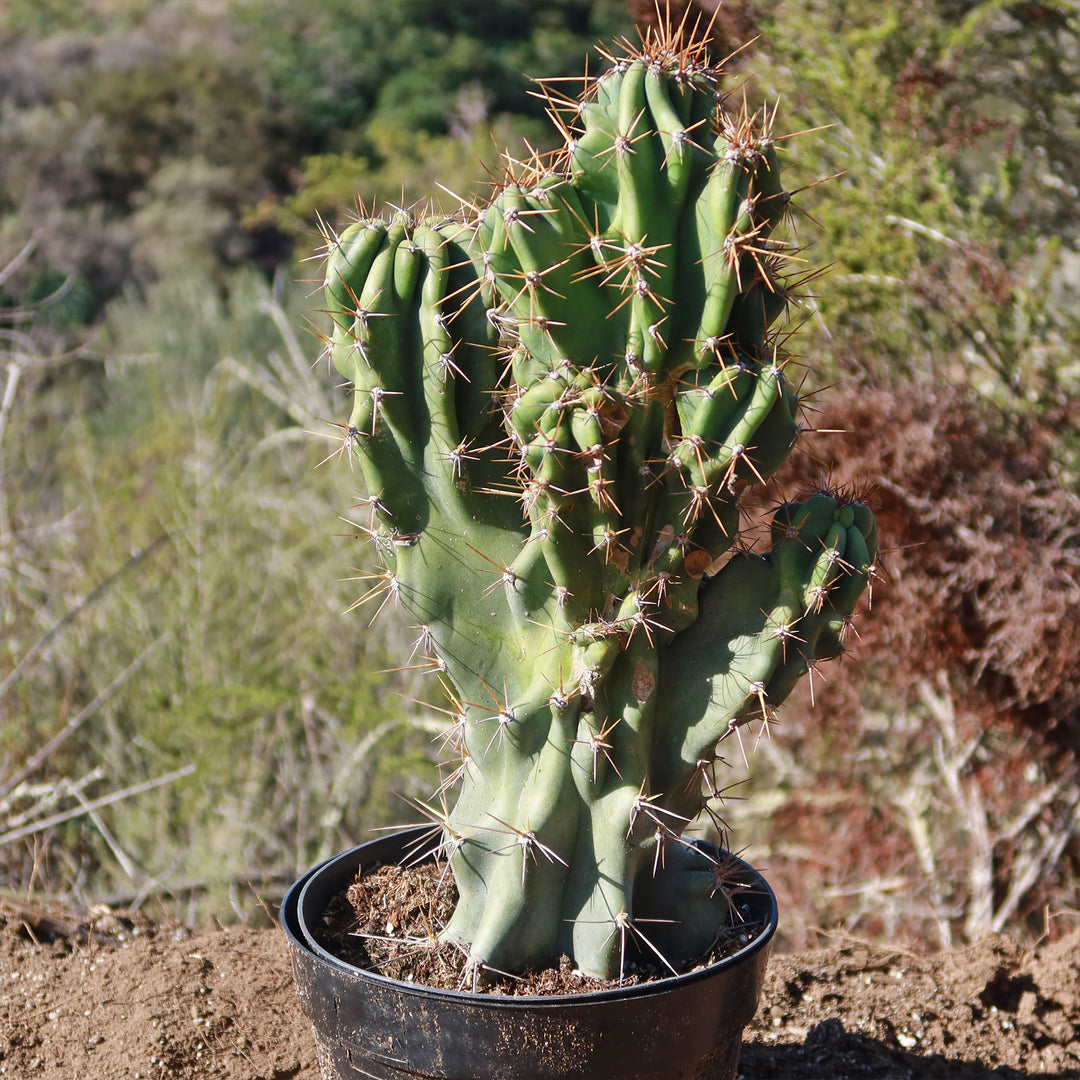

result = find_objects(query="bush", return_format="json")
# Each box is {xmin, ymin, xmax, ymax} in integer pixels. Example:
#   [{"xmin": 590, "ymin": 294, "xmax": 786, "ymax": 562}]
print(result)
[
  {"xmin": 746, "ymin": 0, "xmax": 1080, "ymax": 413},
  {"xmin": 731, "ymin": 381, "xmax": 1080, "ymax": 945}
]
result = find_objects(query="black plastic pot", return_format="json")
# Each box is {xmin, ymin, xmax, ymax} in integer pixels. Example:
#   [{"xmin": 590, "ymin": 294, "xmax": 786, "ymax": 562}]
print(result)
[{"xmin": 281, "ymin": 826, "xmax": 777, "ymax": 1080}]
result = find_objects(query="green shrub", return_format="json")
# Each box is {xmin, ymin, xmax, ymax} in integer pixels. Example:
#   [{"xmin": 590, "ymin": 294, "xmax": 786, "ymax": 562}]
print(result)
[{"xmin": 748, "ymin": 0, "xmax": 1080, "ymax": 410}]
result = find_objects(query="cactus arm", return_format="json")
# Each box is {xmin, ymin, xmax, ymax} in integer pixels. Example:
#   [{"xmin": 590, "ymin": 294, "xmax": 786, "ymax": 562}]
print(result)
[{"xmin": 654, "ymin": 494, "xmax": 879, "ymax": 796}]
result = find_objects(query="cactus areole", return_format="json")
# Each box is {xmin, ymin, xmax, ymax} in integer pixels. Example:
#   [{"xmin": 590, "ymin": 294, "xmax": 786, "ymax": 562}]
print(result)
[{"xmin": 317, "ymin": 24, "xmax": 878, "ymax": 983}]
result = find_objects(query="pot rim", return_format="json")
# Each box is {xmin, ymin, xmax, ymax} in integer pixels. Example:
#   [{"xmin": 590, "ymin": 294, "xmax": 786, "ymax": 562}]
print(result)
[{"xmin": 282, "ymin": 825, "xmax": 778, "ymax": 1006}]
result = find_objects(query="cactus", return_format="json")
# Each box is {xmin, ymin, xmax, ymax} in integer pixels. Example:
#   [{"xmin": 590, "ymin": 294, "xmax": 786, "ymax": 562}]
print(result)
[{"xmin": 317, "ymin": 21, "xmax": 878, "ymax": 982}]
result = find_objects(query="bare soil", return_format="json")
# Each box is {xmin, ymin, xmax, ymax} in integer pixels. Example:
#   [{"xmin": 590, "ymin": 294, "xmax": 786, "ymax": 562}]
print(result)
[{"xmin": 1, "ymin": 894, "xmax": 1077, "ymax": 1079}]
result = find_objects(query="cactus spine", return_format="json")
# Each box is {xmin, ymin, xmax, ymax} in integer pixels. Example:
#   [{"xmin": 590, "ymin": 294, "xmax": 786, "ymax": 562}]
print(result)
[{"xmin": 318, "ymin": 22, "xmax": 878, "ymax": 981}]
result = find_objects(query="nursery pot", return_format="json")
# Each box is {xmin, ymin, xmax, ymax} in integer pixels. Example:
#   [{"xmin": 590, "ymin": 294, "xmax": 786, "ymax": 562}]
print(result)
[{"xmin": 281, "ymin": 826, "xmax": 777, "ymax": 1080}]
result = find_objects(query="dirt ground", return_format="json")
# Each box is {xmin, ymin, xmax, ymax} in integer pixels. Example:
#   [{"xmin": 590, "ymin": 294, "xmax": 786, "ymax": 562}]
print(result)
[{"xmin": 1, "ymin": 896, "xmax": 1077, "ymax": 1080}]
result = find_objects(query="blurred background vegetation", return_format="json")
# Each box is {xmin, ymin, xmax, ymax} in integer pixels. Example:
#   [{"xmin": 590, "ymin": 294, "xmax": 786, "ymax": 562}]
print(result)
[{"xmin": 1, "ymin": 0, "xmax": 1078, "ymax": 946}]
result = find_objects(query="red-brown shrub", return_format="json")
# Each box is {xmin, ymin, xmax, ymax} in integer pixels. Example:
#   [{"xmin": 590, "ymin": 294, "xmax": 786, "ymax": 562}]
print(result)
[{"xmin": 737, "ymin": 382, "xmax": 1080, "ymax": 946}]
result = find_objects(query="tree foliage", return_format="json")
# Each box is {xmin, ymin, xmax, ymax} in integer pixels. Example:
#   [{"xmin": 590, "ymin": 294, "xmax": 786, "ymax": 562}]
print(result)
[{"xmin": 0, "ymin": 0, "xmax": 629, "ymax": 310}]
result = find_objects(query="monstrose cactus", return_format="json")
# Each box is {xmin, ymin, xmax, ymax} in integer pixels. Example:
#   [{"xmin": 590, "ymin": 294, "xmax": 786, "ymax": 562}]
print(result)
[{"xmin": 317, "ymin": 22, "xmax": 878, "ymax": 982}]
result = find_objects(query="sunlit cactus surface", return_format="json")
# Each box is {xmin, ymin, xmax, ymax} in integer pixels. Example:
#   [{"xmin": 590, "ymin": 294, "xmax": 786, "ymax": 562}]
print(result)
[{"xmin": 317, "ymin": 16, "xmax": 878, "ymax": 981}]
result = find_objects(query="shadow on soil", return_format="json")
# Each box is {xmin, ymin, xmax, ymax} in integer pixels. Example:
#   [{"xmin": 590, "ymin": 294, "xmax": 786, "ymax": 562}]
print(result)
[{"xmin": 740, "ymin": 1018, "xmax": 1071, "ymax": 1079}]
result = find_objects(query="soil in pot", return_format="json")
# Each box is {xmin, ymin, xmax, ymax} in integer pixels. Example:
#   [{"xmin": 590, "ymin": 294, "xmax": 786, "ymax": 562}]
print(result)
[{"xmin": 308, "ymin": 840, "xmax": 772, "ymax": 995}]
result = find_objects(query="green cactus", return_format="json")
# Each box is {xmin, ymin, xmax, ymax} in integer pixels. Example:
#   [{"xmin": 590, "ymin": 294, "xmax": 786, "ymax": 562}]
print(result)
[{"xmin": 317, "ymin": 23, "xmax": 878, "ymax": 982}]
